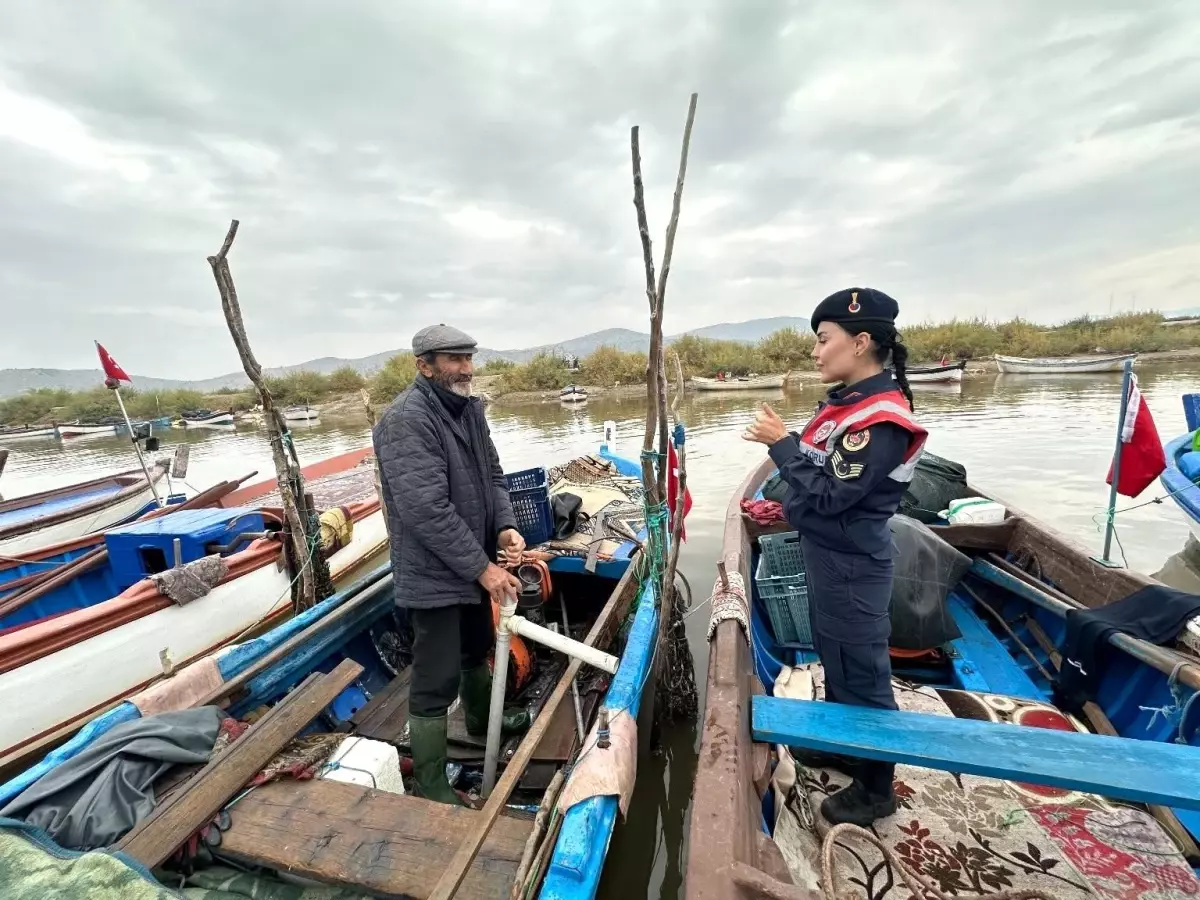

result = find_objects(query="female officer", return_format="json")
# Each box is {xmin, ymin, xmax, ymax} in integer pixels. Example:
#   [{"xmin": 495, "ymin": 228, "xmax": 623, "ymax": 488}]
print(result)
[{"xmin": 743, "ymin": 287, "xmax": 926, "ymax": 827}]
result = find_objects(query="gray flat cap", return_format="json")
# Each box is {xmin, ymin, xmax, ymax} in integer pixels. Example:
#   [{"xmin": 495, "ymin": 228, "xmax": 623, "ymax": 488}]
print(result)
[{"xmin": 412, "ymin": 324, "xmax": 478, "ymax": 356}]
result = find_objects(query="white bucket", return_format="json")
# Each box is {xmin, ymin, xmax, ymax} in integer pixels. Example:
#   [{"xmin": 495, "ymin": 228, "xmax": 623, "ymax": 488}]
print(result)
[{"xmin": 940, "ymin": 497, "xmax": 1007, "ymax": 525}]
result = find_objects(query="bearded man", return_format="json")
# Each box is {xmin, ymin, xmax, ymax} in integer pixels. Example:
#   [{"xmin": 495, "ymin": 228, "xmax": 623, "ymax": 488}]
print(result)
[{"xmin": 372, "ymin": 324, "xmax": 530, "ymax": 804}]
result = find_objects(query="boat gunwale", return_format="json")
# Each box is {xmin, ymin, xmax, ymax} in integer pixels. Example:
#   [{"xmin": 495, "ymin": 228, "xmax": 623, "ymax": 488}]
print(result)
[{"xmin": 0, "ymin": 465, "xmax": 167, "ymax": 541}]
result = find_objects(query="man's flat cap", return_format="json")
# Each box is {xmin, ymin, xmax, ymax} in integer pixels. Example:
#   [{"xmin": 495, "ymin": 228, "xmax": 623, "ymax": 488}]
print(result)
[{"xmin": 412, "ymin": 324, "xmax": 478, "ymax": 356}]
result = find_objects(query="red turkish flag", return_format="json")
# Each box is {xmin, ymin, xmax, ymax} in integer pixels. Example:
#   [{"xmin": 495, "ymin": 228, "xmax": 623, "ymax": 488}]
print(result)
[
  {"xmin": 667, "ymin": 437, "xmax": 693, "ymax": 541},
  {"xmin": 95, "ymin": 342, "xmax": 131, "ymax": 383},
  {"xmin": 1106, "ymin": 375, "xmax": 1166, "ymax": 497}
]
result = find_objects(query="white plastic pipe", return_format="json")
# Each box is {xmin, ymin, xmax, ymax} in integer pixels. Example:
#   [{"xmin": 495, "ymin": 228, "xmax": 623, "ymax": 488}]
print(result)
[
  {"xmin": 508, "ymin": 615, "xmax": 619, "ymax": 674},
  {"xmin": 482, "ymin": 602, "xmax": 515, "ymax": 798}
]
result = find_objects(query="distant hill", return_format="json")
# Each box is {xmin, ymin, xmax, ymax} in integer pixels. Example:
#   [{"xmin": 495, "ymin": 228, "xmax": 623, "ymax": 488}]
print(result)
[{"xmin": 0, "ymin": 316, "xmax": 812, "ymax": 398}]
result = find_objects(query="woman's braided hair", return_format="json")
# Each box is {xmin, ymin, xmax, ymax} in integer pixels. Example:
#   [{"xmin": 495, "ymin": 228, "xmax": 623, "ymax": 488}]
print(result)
[{"xmin": 865, "ymin": 323, "xmax": 915, "ymax": 411}]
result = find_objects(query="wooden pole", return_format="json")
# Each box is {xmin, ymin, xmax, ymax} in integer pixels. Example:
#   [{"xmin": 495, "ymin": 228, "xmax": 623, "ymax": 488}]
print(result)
[{"xmin": 207, "ymin": 220, "xmax": 320, "ymax": 611}]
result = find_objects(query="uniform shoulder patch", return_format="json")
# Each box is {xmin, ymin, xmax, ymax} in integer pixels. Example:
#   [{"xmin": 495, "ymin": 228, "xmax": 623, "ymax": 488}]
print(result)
[
  {"xmin": 841, "ymin": 429, "xmax": 870, "ymax": 452},
  {"xmin": 830, "ymin": 449, "xmax": 865, "ymax": 480}
]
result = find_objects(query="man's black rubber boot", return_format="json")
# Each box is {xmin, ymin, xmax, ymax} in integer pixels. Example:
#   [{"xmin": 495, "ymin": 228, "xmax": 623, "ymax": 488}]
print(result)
[
  {"xmin": 460, "ymin": 664, "xmax": 531, "ymax": 737},
  {"xmin": 790, "ymin": 748, "xmax": 861, "ymax": 778}
]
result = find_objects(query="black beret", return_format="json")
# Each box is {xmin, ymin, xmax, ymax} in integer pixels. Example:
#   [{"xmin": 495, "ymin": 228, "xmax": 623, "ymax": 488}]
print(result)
[{"xmin": 809, "ymin": 287, "xmax": 899, "ymax": 333}]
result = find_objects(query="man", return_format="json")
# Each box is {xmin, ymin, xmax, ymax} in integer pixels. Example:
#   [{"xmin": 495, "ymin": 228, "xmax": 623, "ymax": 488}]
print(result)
[{"xmin": 373, "ymin": 324, "xmax": 532, "ymax": 805}]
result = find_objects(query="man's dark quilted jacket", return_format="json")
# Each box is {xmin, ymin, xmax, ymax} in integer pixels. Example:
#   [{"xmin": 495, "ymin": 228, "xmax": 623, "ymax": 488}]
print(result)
[{"xmin": 372, "ymin": 376, "xmax": 518, "ymax": 609}]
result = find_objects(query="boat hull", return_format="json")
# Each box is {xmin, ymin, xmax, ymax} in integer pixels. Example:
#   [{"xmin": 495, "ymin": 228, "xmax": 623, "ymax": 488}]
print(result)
[
  {"xmin": 0, "ymin": 507, "xmax": 389, "ymax": 766},
  {"xmin": 691, "ymin": 374, "xmax": 787, "ymax": 391},
  {"xmin": 57, "ymin": 424, "xmax": 116, "ymax": 440},
  {"xmin": 0, "ymin": 428, "xmax": 59, "ymax": 444},
  {"xmin": 181, "ymin": 412, "xmax": 234, "ymax": 427},
  {"xmin": 994, "ymin": 353, "xmax": 1137, "ymax": 374},
  {"xmin": 907, "ymin": 361, "xmax": 965, "ymax": 384},
  {"xmin": 283, "ymin": 408, "xmax": 320, "ymax": 422}
]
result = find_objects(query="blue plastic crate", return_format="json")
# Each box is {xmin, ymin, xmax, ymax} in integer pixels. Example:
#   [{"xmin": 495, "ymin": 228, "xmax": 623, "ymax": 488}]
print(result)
[
  {"xmin": 505, "ymin": 467, "xmax": 554, "ymax": 545},
  {"xmin": 755, "ymin": 531, "xmax": 812, "ymax": 648}
]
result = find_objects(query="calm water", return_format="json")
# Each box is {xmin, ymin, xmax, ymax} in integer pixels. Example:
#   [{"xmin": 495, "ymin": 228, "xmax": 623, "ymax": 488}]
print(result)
[{"xmin": 4, "ymin": 365, "xmax": 1199, "ymax": 898}]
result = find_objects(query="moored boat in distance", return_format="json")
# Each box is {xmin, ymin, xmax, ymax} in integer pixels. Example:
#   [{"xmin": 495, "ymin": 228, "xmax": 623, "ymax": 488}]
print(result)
[
  {"xmin": 686, "ymin": 454, "xmax": 1200, "ymax": 899},
  {"xmin": 994, "ymin": 352, "xmax": 1137, "ymax": 374},
  {"xmin": 0, "ymin": 426, "xmax": 59, "ymax": 444},
  {"xmin": 56, "ymin": 422, "xmax": 117, "ymax": 440},
  {"xmin": 179, "ymin": 408, "xmax": 235, "ymax": 427},
  {"xmin": 691, "ymin": 372, "xmax": 787, "ymax": 391},
  {"xmin": 0, "ymin": 464, "xmax": 171, "ymax": 558},
  {"xmin": 559, "ymin": 383, "xmax": 589, "ymax": 403},
  {"xmin": 283, "ymin": 404, "xmax": 320, "ymax": 422},
  {"xmin": 907, "ymin": 359, "xmax": 966, "ymax": 384}
]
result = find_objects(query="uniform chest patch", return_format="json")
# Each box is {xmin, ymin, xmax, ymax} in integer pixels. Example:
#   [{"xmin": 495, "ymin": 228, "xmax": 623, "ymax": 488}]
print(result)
[
  {"xmin": 841, "ymin": 429, "xmax": 870, "ymax": 452},
  {"xmin": 812, "ymin": 420, "xmax": 836, "ymax": 444}
]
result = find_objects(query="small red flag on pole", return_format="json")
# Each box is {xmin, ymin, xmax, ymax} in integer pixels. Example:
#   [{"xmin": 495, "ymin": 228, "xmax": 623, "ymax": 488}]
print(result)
[{"xmin": 95, "ymin": 341, "xmax": 132, "ymax": 384}]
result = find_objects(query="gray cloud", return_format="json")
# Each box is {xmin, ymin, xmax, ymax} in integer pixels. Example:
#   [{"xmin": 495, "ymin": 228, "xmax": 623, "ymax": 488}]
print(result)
[{"xmin": 0, "ymin": 0, "xmax": 1196, "ymax": 378}]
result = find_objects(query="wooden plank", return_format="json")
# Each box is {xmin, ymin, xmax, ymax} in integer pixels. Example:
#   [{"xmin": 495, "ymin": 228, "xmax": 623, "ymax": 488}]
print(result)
[
  {"xmin": 751, "ymin": 695, "xmax": 1200, "ymax": 811},
  {"xmin": 219, "ymin": 778, "xmax": 531, "ymax": 900},
  {"xmin": 117, "ymin": 658, "xmax": 363, "ymax": 867},
  {"xmin": 351, "ymin": 667, "xmax": 410, "ymax": 736},
  {"xmin": 429, "ymin": 562, "xmax": 639, "ymax": 900}
]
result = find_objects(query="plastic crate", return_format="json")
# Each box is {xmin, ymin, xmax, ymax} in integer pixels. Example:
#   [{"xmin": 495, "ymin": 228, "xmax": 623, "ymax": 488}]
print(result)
[
  {"xmin": 505, "ymin": 467, "xmax": 554, "ymax": 545},
  {"xmin": 755, "ymin": 531, "xmax": 813, "ymax": 648}
]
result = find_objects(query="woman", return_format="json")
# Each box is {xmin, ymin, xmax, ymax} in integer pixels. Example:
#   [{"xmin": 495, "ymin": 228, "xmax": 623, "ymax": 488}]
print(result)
[{"xmin": 743, "ymin": 287, "xmax": 927, "ymax": 827}]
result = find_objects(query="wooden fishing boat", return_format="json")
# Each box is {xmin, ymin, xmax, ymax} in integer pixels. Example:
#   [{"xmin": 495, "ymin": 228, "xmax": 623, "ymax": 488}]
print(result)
[
  {"xmin": 282, "ymin": 404, "xmax": 319, "ymax": 422},
  {"xmin": 0, "ymin": 426, "xmax": 58, "ymax": 444},
  {"xmin": 0, "ymin": 465, "xmax": 170, "ymax": 558},
  {"xmin": 559, "ymin": 384, "xmax": 589, "ymax": 403},
  {"xmin": 0, "ymin": 448, "xmax": 386, "ymax": 776},
  {"xmin": 0, "ymin": 444, "xmax": 660, "ymax": 900},
  {"xmin": 56, "ymin": 422, "xmax": 117, "ymax": 440},
  {"xmin": 687, "ymin": 457, "xmax": 1200, "ymax": 900},
  {"xmin": 691, "ymin": 373, "xmax": 787, "ymax": 391},
  {"xmin": 995, "ymin": 352, "xmax": 1137, "ymax": 374},
  {"xmin": 180, "ymin": 409, "xmax": 234, "ymax": 427},
  {"xmin": 906, "ymin": 359, "xmax": 965, "ymax": 384}
]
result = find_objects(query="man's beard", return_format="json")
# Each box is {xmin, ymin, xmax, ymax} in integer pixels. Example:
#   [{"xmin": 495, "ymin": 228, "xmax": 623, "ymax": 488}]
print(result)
[{"xmin": 432, "ymin": 368, "xmax": 472, "ymax": 397}]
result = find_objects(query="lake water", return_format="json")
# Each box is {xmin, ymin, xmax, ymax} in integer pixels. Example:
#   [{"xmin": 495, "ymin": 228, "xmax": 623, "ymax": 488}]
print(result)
[{"xmin": 4, "ymin": 364, "xmax": 1199, "ymax": 898}]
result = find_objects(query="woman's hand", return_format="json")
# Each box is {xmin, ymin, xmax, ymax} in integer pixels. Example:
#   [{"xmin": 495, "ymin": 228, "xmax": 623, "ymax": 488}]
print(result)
[{"xmin": 743, "ymin": 402, "xmax": 788, "ymax": 445}]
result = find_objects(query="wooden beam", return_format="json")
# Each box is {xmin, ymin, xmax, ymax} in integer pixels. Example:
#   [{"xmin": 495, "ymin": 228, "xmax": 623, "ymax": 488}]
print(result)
[
  {"xmin": 428, "ymin": 563, "xmax": 639, "ymax": 900},
  {"xmin": 219, "ymin": 779, "xmax": 532, "ymax": 900},
  {"xmin": 752, "ymin": 695, "xmax": 1200, "ymax": 811},
  {"xmin": 117, "ymin": 657, "xmax": 363, "ymax": 867}
]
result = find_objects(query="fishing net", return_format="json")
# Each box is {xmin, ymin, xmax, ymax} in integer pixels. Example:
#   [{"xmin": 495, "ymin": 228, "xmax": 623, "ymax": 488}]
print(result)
[
  {"xmin": 899, "ymin": 452, "xmax": 970, "ymax": 523},
  {"xmin": 888, "ymin": 515, "xmax": 968, "ymax": 650}
]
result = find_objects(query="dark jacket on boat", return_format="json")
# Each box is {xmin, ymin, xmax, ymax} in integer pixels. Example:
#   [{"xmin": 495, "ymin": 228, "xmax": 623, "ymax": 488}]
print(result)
[{"xmin": 373, "ymin": 375, "xmax": 518, "ymax": 609}]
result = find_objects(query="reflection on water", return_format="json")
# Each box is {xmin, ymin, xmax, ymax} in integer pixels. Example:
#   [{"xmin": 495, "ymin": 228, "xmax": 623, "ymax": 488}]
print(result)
[{"xmin": 2, "ymin": 363, "xmax": 1200, "ymax": 899}]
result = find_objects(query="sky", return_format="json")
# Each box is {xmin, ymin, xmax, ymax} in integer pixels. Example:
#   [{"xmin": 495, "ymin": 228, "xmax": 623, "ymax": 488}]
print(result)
[{"xmin": 1, "ymin": 2, "xmax": 1198, "ymax": 380}]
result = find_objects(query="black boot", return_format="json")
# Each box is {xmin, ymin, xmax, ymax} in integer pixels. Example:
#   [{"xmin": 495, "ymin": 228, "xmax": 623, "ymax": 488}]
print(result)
[
  {"xmin": 790, "ymin": 748, "xmax": 860, "ymax": 778},
  {"xmin": 819, "ymin": 762, "xmax": 896, "ymax": 827}
]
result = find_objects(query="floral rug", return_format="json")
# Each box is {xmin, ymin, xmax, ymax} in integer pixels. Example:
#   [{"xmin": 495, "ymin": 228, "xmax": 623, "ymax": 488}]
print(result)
[{"xmin": 772, "ymin": 666, "xmax": 1200, "ymax": 899}]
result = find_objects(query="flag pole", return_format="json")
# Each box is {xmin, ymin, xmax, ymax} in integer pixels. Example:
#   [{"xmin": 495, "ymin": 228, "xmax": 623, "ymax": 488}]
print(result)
[
  {"xmin": 109, "ymin": 383, "xmax": 164, "ymax": 508},
  {"xmin": 1098, "ymin": 357, "xmax": 1135, "ymax": 567}
]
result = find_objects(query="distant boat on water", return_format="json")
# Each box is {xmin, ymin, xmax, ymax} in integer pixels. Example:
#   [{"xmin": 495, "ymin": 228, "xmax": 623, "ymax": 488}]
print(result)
[
  {"xmin": 0, "ymin": 426, "xmax": 59, "ymax": 444},
  {"xmin": 691, "ymin": 373, "xmax": 787, "ymax": 391},
  {"xmin": 179, "ymin": 409, "xmax": 235, "ymax": 427},
  {"xmin": 57, "ymin": 423, "xmax": 117, "ymax": 441},
  {"xmin": 559, "ymin": 384, "xmax": 588, "ymax": 404},
  {"xmin": 994, "ymin": 353, "xmax": 1137, "ymax": 374},
  {"xmin": 908, "ymin": 360, "xmax": 966, "ymax": 384},
  {"xmin": 283, "ymin": 405, "xmax": 320, "ymax": 422}
]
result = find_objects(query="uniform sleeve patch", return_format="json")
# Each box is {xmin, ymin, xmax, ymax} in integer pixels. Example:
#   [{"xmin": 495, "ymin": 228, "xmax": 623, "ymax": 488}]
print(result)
[
  {"xmin": 830, "ymin": 449, "xmax": 865, "ymax": 480},
  {"xmin": 841, "ymin": 429, "xmax": 870, "ymax": 452}
]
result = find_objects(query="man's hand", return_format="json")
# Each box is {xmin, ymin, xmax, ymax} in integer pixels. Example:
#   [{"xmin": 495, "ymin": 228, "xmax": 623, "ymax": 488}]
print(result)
[
  {"xmin": 498, "ymin": 528, "xmax": 526, "ymax": 567},
  {"xmin": 479, "ymin": 562, "xmax": 520, "ymax": 605},
  {"xmin": 743, "ymin": 402, "xmax": 788, "ymax": 445}
]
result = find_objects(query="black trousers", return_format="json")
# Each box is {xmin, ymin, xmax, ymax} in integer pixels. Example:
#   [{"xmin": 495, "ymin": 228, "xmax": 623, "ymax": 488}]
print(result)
[{"xmin": 408, "ymin": 601, "xmax": 495, "ymax": 717}]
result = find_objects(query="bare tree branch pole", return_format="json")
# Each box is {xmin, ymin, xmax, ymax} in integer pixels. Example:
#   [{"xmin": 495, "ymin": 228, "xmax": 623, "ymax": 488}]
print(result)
[
  {"xmin": 207, "ymin": 219, "xmax": 319, "ymax": 611},
  {"xmin": 630, "ymin": 125, "xmax": 661, "ymax": 506}
]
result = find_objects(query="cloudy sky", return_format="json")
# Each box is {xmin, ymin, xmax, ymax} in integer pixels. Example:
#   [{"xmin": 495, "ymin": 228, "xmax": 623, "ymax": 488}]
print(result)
[{"xmin": 1, "ymin": 2, "xmax": 1197, "ymax": 379}]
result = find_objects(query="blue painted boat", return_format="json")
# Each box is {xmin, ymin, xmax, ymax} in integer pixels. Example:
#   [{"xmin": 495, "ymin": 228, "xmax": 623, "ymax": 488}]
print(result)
[
  {"xmin": 686, "ymin": 457, "xmax": 1200, "ymax": 900},
  {"xmin": 0, "ymin": 446, "xmax": 661, "ymax": 899}
]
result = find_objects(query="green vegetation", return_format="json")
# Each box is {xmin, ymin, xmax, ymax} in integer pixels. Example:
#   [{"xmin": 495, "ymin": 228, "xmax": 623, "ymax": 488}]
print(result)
[{"xmin": 3, "ymin": 313, "xmax": 1197, "ymax": 423}]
